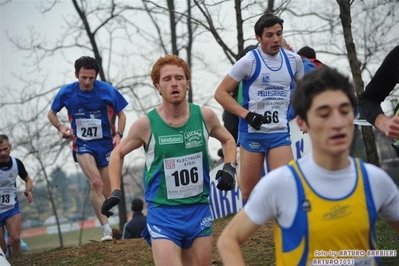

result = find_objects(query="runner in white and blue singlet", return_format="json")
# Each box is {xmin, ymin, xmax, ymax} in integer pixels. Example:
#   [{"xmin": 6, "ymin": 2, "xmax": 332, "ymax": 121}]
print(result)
[
  {"xmin": 215, "ymin": 13, "xmax": 304, "ymax": 201},
  {"xmin": 0, "ymin": 134, "xmax": 33, "ymax": 257}
]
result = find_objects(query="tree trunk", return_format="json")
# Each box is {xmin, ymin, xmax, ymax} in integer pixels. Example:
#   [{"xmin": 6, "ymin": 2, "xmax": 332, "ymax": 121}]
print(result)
[
  {"xmin": 72, "ymin": 0, "xmax": 106, "ymax": 82},
  {"xmin": 187, "ymin": 0, "xmax": 193, "ymax": 103},
  {"xmin": 167, "ymin": 0, "xmax": 178, "ymax": 56},
  {"xmin": 337, "ymin": 0, "xmax": 379, "ymax": 166}
]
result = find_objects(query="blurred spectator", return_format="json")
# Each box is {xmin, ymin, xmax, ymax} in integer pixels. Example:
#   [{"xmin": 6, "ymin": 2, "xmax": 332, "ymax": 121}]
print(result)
[
  {"xmin": 282, "ymin": 37, "xmax": 293, "ymax": 52},
  {"xmin": 359, "ymin": 45, "xmax": 399, "ymax": 156},
  {"xmin": 122, "ymin": 198, "xmax": 147, "ymax": 239},
  {"xmin": 297, "ymin": 46, "xmax": 323, "ymax": 68}
]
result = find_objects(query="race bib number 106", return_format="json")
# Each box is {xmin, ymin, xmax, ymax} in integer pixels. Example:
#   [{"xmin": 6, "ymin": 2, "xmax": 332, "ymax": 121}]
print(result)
[{"xmin": 164, "ymin": 152, "xmax": 204, "ymax": 199}]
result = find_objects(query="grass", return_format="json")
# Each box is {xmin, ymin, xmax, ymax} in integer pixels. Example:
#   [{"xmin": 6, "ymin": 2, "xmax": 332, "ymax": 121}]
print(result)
[
  {"xmin": 375, "ymin": 216, "xmax": 399, "ymax": 265},
  {"xmin": 23, "ymin": 226, "xmax": 105, "ymax": 254},
  {"xmin": 10, "ymin": 215, "xmax": 399, "ymax": 266}
]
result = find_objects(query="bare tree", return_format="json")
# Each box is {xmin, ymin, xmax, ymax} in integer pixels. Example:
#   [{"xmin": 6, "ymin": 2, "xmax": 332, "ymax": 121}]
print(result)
[
  {"xmin": 336, "ymin": 0, "xmax": 379, "ymax": 165},
  {"xmin": 4, "ymin": 0, "xmax": 158, "ymax": 227},
  {"xmin": 10, "ymin": 103, "xmax": 71, "ymax": 247}
]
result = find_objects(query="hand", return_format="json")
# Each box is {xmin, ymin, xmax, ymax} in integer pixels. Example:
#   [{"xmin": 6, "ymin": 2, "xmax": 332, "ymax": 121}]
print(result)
[
  {"xmin": 24, "ymin": 191, "xmax": 33, "ymax": 204},
  {"xmin": 245, "ymin": 112, "xmax": 267, "ymax": 130},
  {"xmin": 385, "ymin": 114, "xmax": 399, "ymax": 139},
  {"xmin": 60, "ymin": 126, "xmax": 74, "ymax": 139},
  {"xmin": 101, "ymin": 189, "xmax": 122, "ymax": 217},
  {"xmin": 215, "ymin": 163, "xmax": 236, "ymax": 191}
]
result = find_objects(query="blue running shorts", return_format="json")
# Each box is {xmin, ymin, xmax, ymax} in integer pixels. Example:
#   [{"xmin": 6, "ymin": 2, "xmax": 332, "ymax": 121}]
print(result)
[
  {"xmin": 144, "ymin": 203, "xmax": 212, "ymax": 249},
  {"xmin": 238, "ymin": 131, "xmax": 291, "ymax": 153},
  {"xmin": 0, "ymin": 204, "xmax": 20, "ymax": 226},
  {"xmin": 72, "ymin": 138, "xmax": 113, "ymax": 167}
]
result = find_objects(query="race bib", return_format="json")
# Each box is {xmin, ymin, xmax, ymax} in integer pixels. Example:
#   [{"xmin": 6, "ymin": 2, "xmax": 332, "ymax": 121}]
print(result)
[
  {"xmin": 75, "ymin": 119, "xmax": 103, "ymax": 140},
  {"xmin": 164, "ymin": 152, "xmax": 204, "ymax": 199},
  {"xmin": 0, "ymin": 188, "xmax": 16, "ymax": 207},
  {"xmin": 248, "ymin": 93, "xmax": 288, "ymax": 133}
]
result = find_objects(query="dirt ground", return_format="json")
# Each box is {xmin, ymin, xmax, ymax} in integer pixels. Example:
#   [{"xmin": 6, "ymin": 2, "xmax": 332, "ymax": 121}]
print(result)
[{"xmin": 8, "ymin": 216, "xmax": 275, "ymax": 266}]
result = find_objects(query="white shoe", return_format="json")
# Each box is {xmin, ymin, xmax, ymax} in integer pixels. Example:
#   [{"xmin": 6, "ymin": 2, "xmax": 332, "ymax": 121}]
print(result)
[{"xmin": 101, "ymin": 230, "xmax": 113, "ymax": 242}]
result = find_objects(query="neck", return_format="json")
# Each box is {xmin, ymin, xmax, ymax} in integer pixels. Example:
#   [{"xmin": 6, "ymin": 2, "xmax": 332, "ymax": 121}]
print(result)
[
  {"xmin": 157, "ymin": 101, "xmax": 190, "ymax": 127},
  {"xmin": 312, "ymin": 150, "xmax": 350, "ymax": 171},
  {"xmin": 0, "ymin": 157, "xmax": 11, "ymax": 164}
]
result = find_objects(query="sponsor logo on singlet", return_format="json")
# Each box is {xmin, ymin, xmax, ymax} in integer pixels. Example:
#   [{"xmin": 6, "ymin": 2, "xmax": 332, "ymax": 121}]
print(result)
[
  {"xmin": 262, "ymin": 73, "xmax": 271, "ymax": 83},
  {"xmin": 159, "ymin": 134, "xmax": 183, "ymax": 145},
  {"xmin": 323, "ymin": 204, "xmax": 351, "ymax": 220},
  {"xmin": 184, "ymin": 130, "xmax": 203, "ymax": 148}
]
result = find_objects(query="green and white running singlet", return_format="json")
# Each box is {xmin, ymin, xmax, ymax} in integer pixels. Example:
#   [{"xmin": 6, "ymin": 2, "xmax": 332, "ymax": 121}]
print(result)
[{"xmin": 144, "ymin": 103, "xmax": 211, "ymax": 207}]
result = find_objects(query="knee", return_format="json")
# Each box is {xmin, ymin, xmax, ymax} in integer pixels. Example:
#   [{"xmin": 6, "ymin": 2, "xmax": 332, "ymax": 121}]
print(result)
[{"xmin": 90, "ymin": 178, "xmax": 103, "ymax": 191}]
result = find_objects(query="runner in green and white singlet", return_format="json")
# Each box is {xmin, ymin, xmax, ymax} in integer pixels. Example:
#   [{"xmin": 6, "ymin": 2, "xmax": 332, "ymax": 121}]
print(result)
[{"xmin": 102, "ymin": 55, "xmax": 237, "ymax": 266}]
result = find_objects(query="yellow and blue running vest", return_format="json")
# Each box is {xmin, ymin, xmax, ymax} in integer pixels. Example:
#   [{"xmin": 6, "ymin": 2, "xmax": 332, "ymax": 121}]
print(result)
[{"xmin": 274, "ymin": 158, "xmax": 379, "ymax": 265}]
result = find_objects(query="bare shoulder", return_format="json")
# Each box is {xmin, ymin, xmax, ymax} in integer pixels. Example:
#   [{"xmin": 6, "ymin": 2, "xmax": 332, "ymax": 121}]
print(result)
[
  {"xmin": 128, "ymin": 115, "xmax": 151, "ymax": 142},
  {"xmin": 134, "ymin": 115, "xmax": 150, "ymax": 128},
  {"xmin": 200, "ymin": 106, "xmax": 224, "ymax": 136},
  {"xmin": 200, "ymin": 106, "xmax": 217, "ymax": 121}
]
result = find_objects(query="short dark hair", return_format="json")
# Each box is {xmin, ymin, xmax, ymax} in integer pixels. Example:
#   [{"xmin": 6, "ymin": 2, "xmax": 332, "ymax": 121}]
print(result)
[
  {"xmin": 131, "ymin": 198, "xmax": 144, "ymax": 212},
  {"xmin": 74, "ymin": 56, "xmax": 100, "ymax": 75},
  {"xmin": 297, "ymin": 46, "xmax": 316, "ymax": 59},
  {"xmin": 292, "ymin": 66, "xmax": 357, "ymax": 123},
  {"xmin": 0, "ymin": 134, "xmax": 10, "ymax": 145},
  {"xmin": 254, "ymin": 13, "xmax": 284, "ymax": 37}
]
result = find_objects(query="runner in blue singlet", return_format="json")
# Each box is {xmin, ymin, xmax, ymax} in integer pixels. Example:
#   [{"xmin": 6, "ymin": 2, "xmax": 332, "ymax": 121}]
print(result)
[{"xmin": 47, "ymin": 56, "xmax": 128, "ymax": 242}]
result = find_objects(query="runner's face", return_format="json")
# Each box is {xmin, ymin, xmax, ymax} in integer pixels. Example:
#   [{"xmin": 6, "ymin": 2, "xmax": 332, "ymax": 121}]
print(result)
[
  {"xmin": 155, "ymin": 65, "xmax": 189, "ymax": 104},
  {"xmin": 75, "ymin": 68, "xmax": 97, "ymax": 92},
  {"xmin": 298, "ymin": 90, "xmax": 354, "ymax": 157},
  {"xmin": 256, "ymin": 24, "xmax": 283, "ymax": 56},
  {"xmin": 0, "ymin": 141, "xmax": 11, "ymax": 163}
]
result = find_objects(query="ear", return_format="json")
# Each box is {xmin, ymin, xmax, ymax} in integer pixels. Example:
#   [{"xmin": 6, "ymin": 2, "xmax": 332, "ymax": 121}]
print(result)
[
  {"xmin": 186, "ymin": 80, "xmax": 190, "ymax": 90},
  {"xmin": 75, "ymin": 72, "xmax": 79, "ymax": 79},
  {"xmin": 255, "ymin": 34, "xmax": 261, "ymax": 43},
  {"xmin": 296, "ymin": 115, "xmax": 309, "ymax": 132},
  {"xmin": 154, "ymin": 84, "xmax": 161, "ymax": 95}
]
